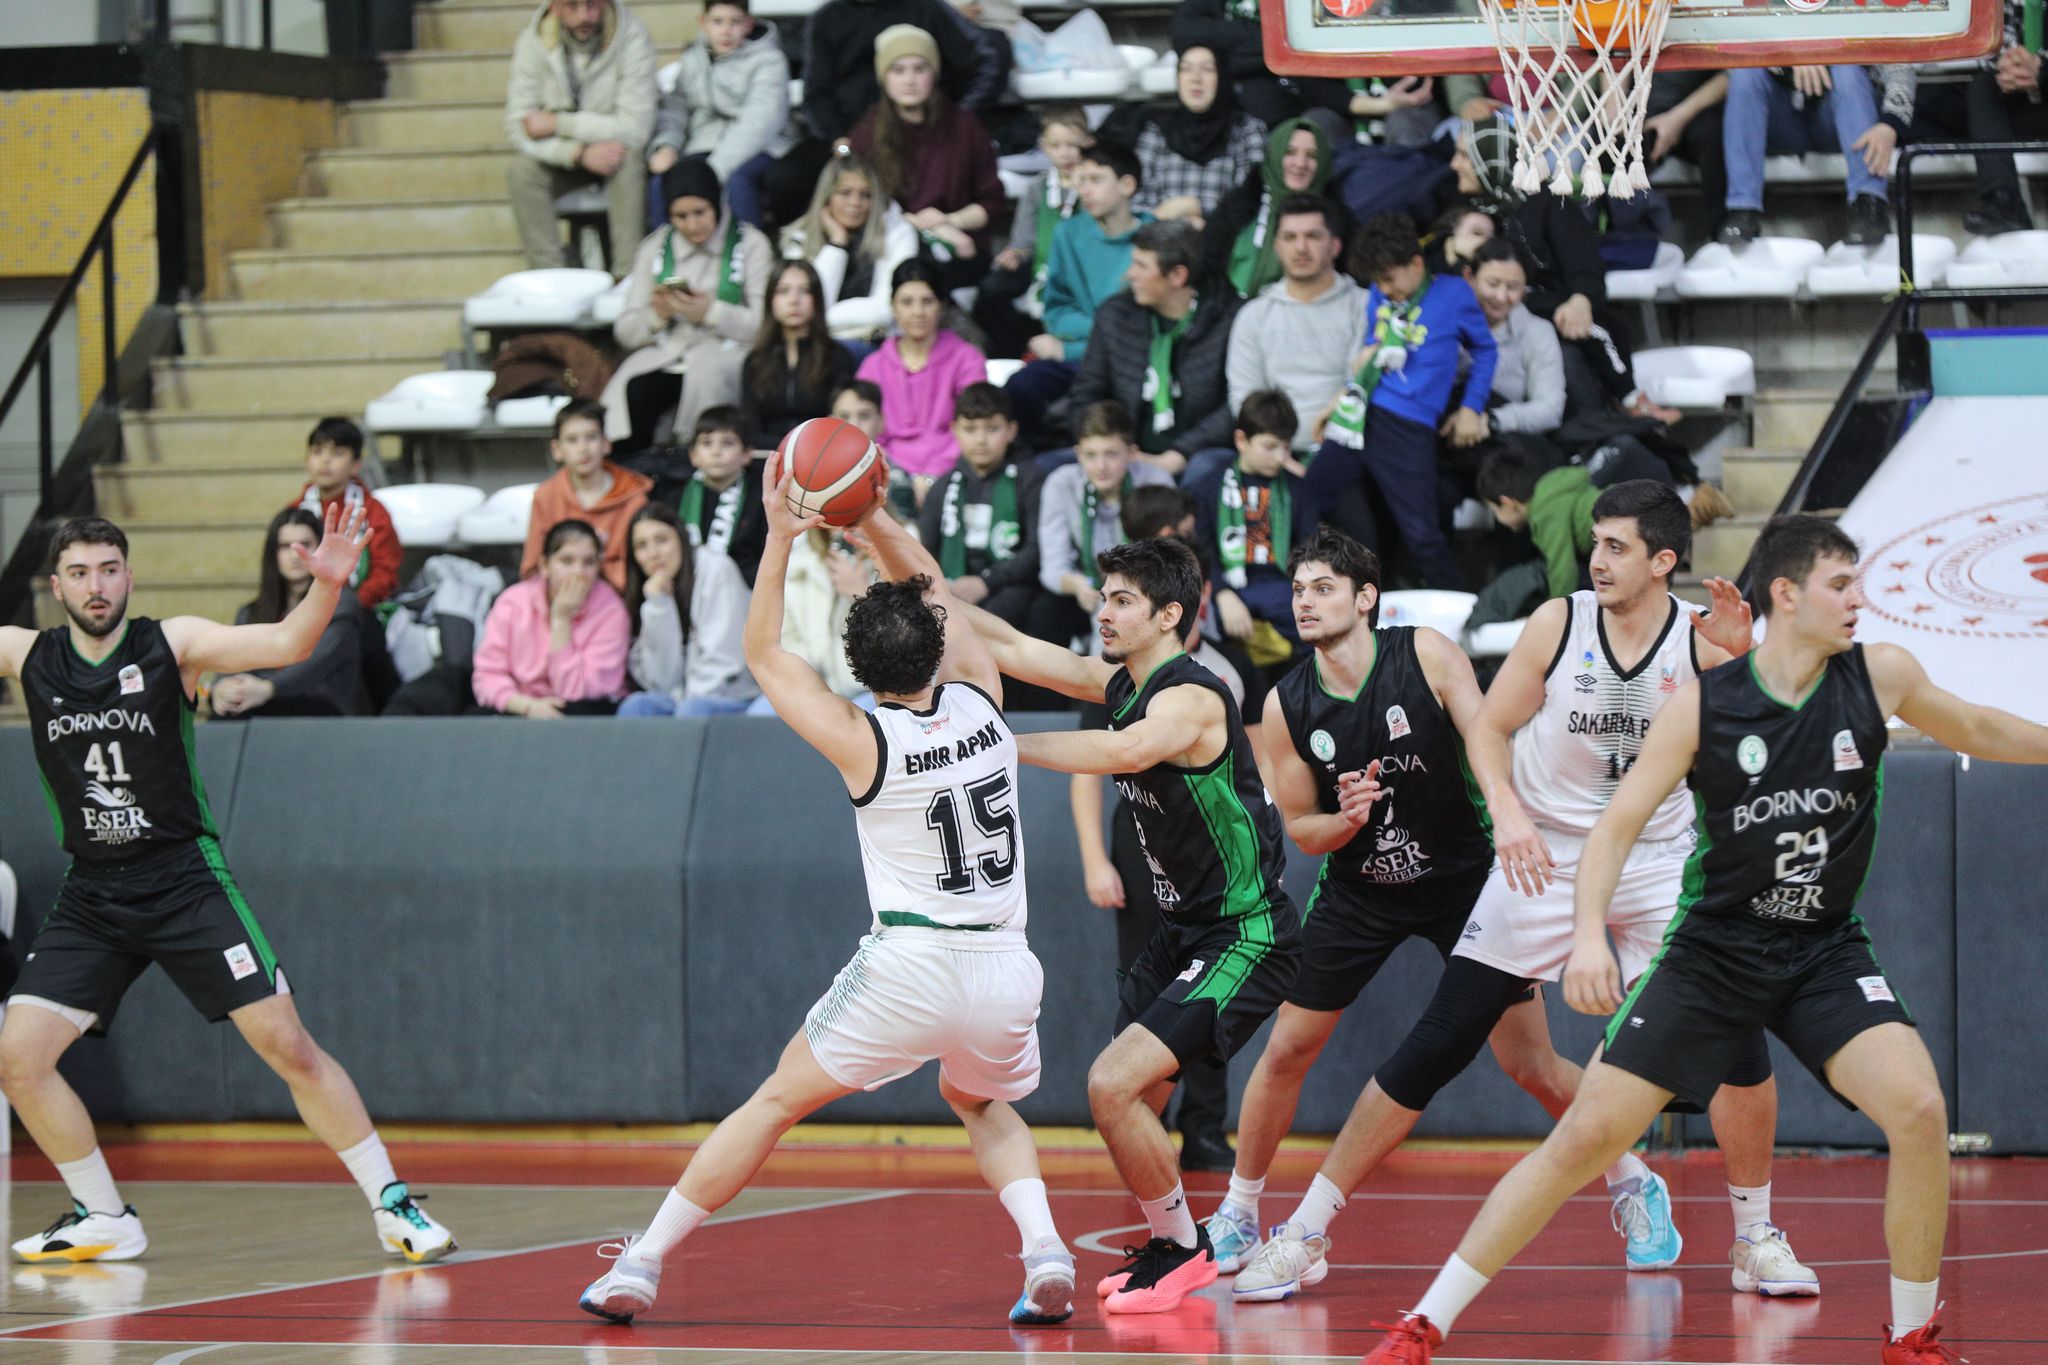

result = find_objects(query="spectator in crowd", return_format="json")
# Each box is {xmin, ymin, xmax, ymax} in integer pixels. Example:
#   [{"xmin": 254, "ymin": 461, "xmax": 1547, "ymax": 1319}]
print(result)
[
  {"xmin": 294, "ymin": 416, "xmax": 399, "ymax": 609},
  {"xmin": 1720, "ymin": 65, "xmax": 1915, "ymax": 246},
  {"xmin": 1069, "ymin": 220, "xmax": 1240, "ymax": 479},
  {"xmin": 1202, "ymin": 117, "xmax": 1358, "ymax": 298},
  {"xmin": 523, "ymin": 399, "xmax": 652, "ymax": 593},
  {"xmin": 1226, "ymin": 193, "xmax": 1368, "ymax": 465},
  {"xmin": 939, "ymin": 0, "xmax": 1019, "ymax": 115},
  {"xmin": 1308, "ymin": 212, "xmax": 1493, "ymax": 590},
  {"xmin": 1424, "ymin": 202, "xmax": 1497, "ymax": 276},
  {"xmin": 915, "ymin": 383, "xmax": 1045, "ymax": 628},
  {"xmin": 604, "ymin": 160, "xmax": 774, "ymax": 453},
  {"xmin": 1004, "ymin": 139, "xmax": 1153, "ymax": 444},
  {"xmin": 973, "ymin": 102, "xmax": 1091, "ymax": 359},
  {"xmin": 1035, "ymin": 400, "xmax": 1175, "ymax": 645},
  {"xmin": 616, "ymin": 503, "xmax": 758, "ymax": 716},
  {"xmin": 1103, "ymin": 43, "xmax": 1265, "ymax": 226},
  {"xmin": 831, "ymin": 378, "xmax": 886, "ymax": 442},
  {"xmin": 856, "ymin": 259, "xmax": 988, "ymax": 495},
  {"xmin": 645, "ymin": 0, "xmax": 791, "ymax": 230},
  {"xmin": 674, "ymin": 405, "xmax": 768, "ymax": 585},
  {"xmin": 1169, "ymin": 0, "xmax": 1440, "ymax": 140},
  {"xmin": 210, "ymin": 507, "xmax": 366, "ymax": 719},
  {"xmin": 1462, "ymin": 236, "xmax": 1566, "ymax": 443},
  {"xmin": 1643, "ymin": 72, "xmax": 1730, "ymax": 237},
  {"xmin": 478, "ymin": 519, "xmax": 631, "ymax": 717},
  {"xmin": 779, "ymin": 150, "xmax": 918, "ymax": 345},
  {"xmin": 753, "ymin": 523, "xmax": 881, "ymax": 714},
  {"xmin": 847, "ymin": 25, "xmax": 1008, "ymax": 290},
  {"xmin": 741, "ymin": 260, "xmax": 859, "ymax": 453},
  {"xmin": 504, "ymin": 0, "xmax": 657, "ymax": 273},
  {"xmin": 1188, "ymin": 389, "xmax": 1317, "ymax": 670},
  {"xmin": 1963, "ymin": 4, "xmax": 2046, "ymax": 234}
]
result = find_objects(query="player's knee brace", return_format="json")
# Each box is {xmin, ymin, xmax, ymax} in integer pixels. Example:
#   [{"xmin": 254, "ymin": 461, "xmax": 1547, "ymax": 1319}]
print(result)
[
  {"xmin": 1722, "ymin": 1029, "xmax": 1775, "ymax": 1089},
  {"xmin": 1375, "ymin": 958, "xmax": 1537, "ymax": 1112}
]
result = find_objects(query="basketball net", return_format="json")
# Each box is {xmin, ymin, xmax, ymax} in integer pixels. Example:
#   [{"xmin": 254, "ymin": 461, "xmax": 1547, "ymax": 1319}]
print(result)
[{"xmin": 1476, "ymin": 0, "xmax": 1674, "ymax": 200}]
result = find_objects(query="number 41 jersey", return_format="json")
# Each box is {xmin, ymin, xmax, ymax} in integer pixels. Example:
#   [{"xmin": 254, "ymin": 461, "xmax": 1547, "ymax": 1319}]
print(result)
[{"xmin": 854, "ymin": 681, "xmax": 1026, "ymax": 934}]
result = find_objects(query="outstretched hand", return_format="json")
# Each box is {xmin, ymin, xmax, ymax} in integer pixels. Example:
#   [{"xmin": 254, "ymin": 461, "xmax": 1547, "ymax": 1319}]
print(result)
[
  {"xmin": 1695, "ymin": 576, "xmax": 1754, "ymax": 656},
  {"xmin": 298, "ymin": 503, "xmax": 370, "ymax": 588}
]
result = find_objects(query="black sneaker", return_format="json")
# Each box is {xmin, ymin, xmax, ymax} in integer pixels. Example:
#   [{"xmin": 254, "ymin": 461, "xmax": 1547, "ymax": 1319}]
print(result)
[
  {"xmin": 1103, "ymin": 1225, "xmax": 1219, "ymax": 1312},
  {"xmin": 1844, "ymin": 194, "xmax": 1892, "ymax": 247},
  {"xmin": 1179, "ymin": 1128, "xmax": 1235, "ymax": 1173},
  {"xmin": 1719, "ymin": 209, "xmax": 1762, "ymax": 246},
  {"xmin": 1963, "ymin": 189, "xmax": 2035, "ymax": 237}
]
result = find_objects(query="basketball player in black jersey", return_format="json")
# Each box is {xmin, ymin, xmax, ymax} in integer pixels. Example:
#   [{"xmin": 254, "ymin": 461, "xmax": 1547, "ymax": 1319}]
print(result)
[
  {"xmin": 0, "ymin": 511, "xmax": 455, "ymax": 1266},
  {"xmin": 1362, "ymin": 515, "xmax": 2048, "ymax": 1365},
  {"xmin": 961, "ymin": 536, "xmax": 1300, "ymax": 1314}
]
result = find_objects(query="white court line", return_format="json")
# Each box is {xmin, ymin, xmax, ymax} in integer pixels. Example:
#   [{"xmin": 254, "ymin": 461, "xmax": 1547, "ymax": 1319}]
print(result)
[
  {"xmin": 0, "ymin": 1188, "xmax": 908, "ymax": 1340},
  {"xmin": 90, "ymin": 1345, "xmax": 1716, "ymax": 1365},
  {"xmin": 150, "ymin": 1345, "xmax": 234, "ymax": 1364}
]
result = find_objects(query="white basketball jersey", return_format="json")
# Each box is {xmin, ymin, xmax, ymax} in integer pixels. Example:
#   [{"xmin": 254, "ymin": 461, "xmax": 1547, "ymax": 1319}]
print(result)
[
  {"xmin": 1512, "ymin": 591, "xmax": 1699, "ymax": 842},
  {"xmin": 855, "ymin": 682, "xmax": 1028, "ymax": 934}
]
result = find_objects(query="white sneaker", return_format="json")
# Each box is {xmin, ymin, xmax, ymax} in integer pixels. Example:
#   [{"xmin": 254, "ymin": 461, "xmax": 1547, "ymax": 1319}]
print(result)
[
  {"xmin": 374, "ymin": 1182, "xmax": 456, "ymax": 1263},
  {"xmin": 580, "ymin": 1238, "xmax": 662, "ymax": 1324},
  {"xmin": 11, "ymin": 1202, "xmax": 147, "ymax": 1263},
  {"xmin": 1730, "ymin": 1224, "xmax": 1820, "ymax": 1296},
  {"xmin": 1231, "ymin": 1223, "xmax": 1329, "ymax": 1302},
  {"xmin": 1202, "ymin": 1205, "xmax": 1261, "ymax": 1273},
  {"xmin": 1009, "ymin": 1241, "xmax": 1075, "ymax": 1325}
]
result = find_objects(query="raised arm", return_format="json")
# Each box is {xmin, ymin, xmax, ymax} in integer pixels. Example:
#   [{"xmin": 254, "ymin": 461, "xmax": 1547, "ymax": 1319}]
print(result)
[
  {"xmin": 0, "ymin": 625, "xmax": 37, "ymax": 680},
  {"xmin": 1871, "ymin": 643, "xmax": 2048, "ymax": 763},
  {"xmin": 1468, "ymin": 597, "xmax": 1569, "ymax": 894},
  {"xmin": 164, "ymin": 504, "xmax": 368, "ymax": 678},
  {"xmin": 1017, "ymin": 682, "xmax": 1220, "ymax": 774},
  {"xmin": 852, "ymin": 502, "xmax": 1002, "ymax": 706},
  {"xmin": 1261, "ymin": 685, "xmax": 1382, "ymax": 855}
]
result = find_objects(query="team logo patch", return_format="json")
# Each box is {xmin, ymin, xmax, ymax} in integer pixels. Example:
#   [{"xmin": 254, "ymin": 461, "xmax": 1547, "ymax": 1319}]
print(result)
[
  {"xmin": 224, "ymin": 942, "xmax": 259, "ymax": 981},
  {"xmin": 1309, "ymin": 729, "xmax": 1337, "ymax": 763},
  {"xmin": 1574, "ymin": 673, "xmax": 1598, "ymax": 693},
  {"xmin": 1175, "ymin": 958, "xmax": 1206, "ymax": 984},
  {"xmin": 1385, "ymin": 705, "xmax": 1411, "ymax": 740},
  {"xmin": 1737, "ymin": 734, "xmax": 1769, "ymax": 776},
  {"xmin": 1832, "ymin": 728, "xmax": 1863, "ymax": 772},
  {"xmin": 117, "ymin": 664, "xmax": 144, "ymax": 696},
  {"xmin": 1857, "ymin": 975, "xmax": 1895, "ymax": 1003}
]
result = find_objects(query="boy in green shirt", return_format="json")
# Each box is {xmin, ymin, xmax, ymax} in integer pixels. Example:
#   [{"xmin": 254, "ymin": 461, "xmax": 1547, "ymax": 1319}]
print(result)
[{"xmin": 1478, "ymin": 446, "xmax": 1602, "ymax": 600}]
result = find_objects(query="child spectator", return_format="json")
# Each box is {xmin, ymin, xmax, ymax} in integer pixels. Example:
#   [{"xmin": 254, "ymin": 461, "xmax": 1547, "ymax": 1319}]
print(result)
[
  {"xmin": 753, "ymin": 524, "xmax": 881, "ymax": 714},
  {"xmin": 856, "ymin": 259, "xmax": 987, "ymax": 495},
  {"xmin": 210, "ymin": 507, "xmax": 366, "ymax": 719},
  {"xmin": 295, "ymin": 416, "xmax": 400, "ymax": 608},
  {"xmin": 973, "ymin": 102, "xmax": 1090, "ymax": 358},
  {"xmin": 617, "ymin": 502, "xmax": 758, "ymax": 716},
  {"xmin": 522, "ymin": 398, "xmax": 652, "ymax": 593},
  {"xmin": 831, "ymin": 378, "xmax": 885, "ymax": 441},
  {"xmin": 1035, "ymin": 400, "xmax": 1175, "ymax": 645},
  {"xmin": 1478, "ymin": 443, "xmax": 1689, "ymax": 601},
  {"xmin": 915, "ymin": 382, "xmax": 1044, "ymax": 626},
  {"xmin": 1189, "ymin": 389, "xmax": 1317, "ymax": 667},
  {"xmin": 476, "ymin": 519, "xmax": 632, "ymax": 717},
  {"xmin": 675, "ymin": 405, "xmax": 768, "ymax": 585},
  {"xmin": 644, "ymin": 0, "xmax": 792, "ymax": 229},
  {"xmin": 741, "ymin": 260, "xmax": 858, "ymax": 453},
  {"xmin": 779, "ymin": 150, "xmax": 918, "ymax": 345}
]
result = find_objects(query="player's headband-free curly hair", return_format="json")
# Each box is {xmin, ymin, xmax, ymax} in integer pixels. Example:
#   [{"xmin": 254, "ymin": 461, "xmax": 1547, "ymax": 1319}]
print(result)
[{"xmin": 843, "ymin": 574, "xmax": 948, "ymax": 698}]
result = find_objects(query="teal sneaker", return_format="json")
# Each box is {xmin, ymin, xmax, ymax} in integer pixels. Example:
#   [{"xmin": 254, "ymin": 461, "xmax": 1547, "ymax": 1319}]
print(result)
[
  {"xmin": 1202, "ymin": 1206, "xmax": 1260, "ymax": 1274},
  {"xmin": 1613, "ymin": 1170, "xmax": 1683, "ymax": 1270},
  {"xmin": 1008, "ymin": 1241, "xmax": 1076, "ymax": 1325}
]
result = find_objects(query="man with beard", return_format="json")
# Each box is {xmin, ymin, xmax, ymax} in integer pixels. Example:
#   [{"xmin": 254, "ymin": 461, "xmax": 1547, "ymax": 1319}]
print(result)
[{"xmin": 1, "ymin": 512, "xmax": 457, "ymax": 1267}]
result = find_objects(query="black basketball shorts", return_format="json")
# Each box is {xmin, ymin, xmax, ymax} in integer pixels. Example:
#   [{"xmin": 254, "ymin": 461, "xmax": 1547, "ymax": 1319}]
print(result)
[
  {"xmin": 1287, "ymin": 865, "xmax": 1491, "ymax": 1012},
  {"xmin": 1116, "ymin": 902, "xmax": 1302, "ymax": 1071}
]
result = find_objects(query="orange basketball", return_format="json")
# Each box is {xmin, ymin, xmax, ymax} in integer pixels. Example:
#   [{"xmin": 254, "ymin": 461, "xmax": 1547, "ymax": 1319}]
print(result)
[
  {"xmin": 1320, "ymin": 0, "xmax": 1375, "ymax": 16},
  {"xmin": 774, "ymin": 416, "xmax": 888, "ymax": 528}
]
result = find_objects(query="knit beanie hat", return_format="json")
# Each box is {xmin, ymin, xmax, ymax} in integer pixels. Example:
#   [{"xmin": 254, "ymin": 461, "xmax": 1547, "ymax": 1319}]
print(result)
[
  {"xmin": 873, "ymin": 24, "xmax": 940, "ymax": 82},
  {"xmin": 660, "ymin": 157, "xmax": 724, "ymax": 211}
]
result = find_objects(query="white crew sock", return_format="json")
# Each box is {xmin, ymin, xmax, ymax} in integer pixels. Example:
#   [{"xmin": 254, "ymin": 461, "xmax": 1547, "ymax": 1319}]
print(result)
[
  {"xmin": 1889, "ymin": 1275, "xmax": 1940, "ymax": 1339},
  {"xmin": 1219, "ymin": 1171, "xmax": 1265, "ymax": 1226},
  {"xmin": 336, "ymin": 1132, "xmax": 399, "ymax": 1208},
  {"xmin": 636, "ymin": 1188, "xmax": 711, "ymax": 1262},
  {"xmin": 998, "ymin": 1178, "xmax": 1063, "ymax": 1256},
  {"xmin": 1605, "ymin": 1150, "xmax": 1650, "ymax": 1193},
  {"xmin": 1290, "ymin": 1171, "xmax": 1348, "ymax": 1239},
  {"xmin": 1412, "ymin": 1252, "xmax": 1491, "ymax": 1338},
  {"xmin": 1138, "ymin": 1183, "xmax": 1198, "ymax": 1248},
  {"xmin": 55, "ymin": 1150, "xmax": 124, "ymax": 1215},
  {"xmin": 1728, "ymin": 1182, "xmax": 1772, "ymax": 1239}
]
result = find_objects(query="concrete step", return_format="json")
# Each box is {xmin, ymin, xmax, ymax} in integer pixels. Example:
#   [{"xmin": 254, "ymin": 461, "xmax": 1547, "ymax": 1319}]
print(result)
[
  {"xmin": 1692, "ymin": 514, "xmax": 1769, "ymax": 580},
  {"xmin": 384, "ymin": 49, "xmax": 522, "ymax": 102},
  {"xmin": 150, "ymin": 355, "xmax": 441, "ymax": 415},
  {"xmin": 416, "ymin": 1, "xmax": 700, "ymax": 51},
  {"xmin": 95, "ymin": 465, "xmax": 309, "ymax": 523},
  {"xmin": 306, "ymin": 145, "xmax": 515, "ymax": 200},
  {"xmin": 121, "ymin": 520, "xmax": 275, "ymax": 581},
  {"xmin": 123, "ymin": 411, "xmax": 341, "ymax": 469},
  {"xmin": 271, "ymin": 196, "xmax": 521, "ymax": 252},
  {"xmin": 227, "ymin": 246, "xmax": 523, "ymax": 303},
  {"xmin": 1720, "ymin": 447, "xmax": 1806, "ymax": 518},
  {"xmin": 180, "ymin": 299, "xmax": 464, "ymax": 360},
  {"xmin": 1750, "ymin": 389, "xmax": 1835, "ymax": 453},
  {"xmin": 343, "ymin": 99, "xmax": 505, "ymax": 150}
]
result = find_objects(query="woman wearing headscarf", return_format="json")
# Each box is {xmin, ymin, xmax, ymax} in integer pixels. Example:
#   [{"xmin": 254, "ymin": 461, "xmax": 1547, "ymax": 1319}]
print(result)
[
  {"xmin": 1199, "ymin": 116, "xmax": 1360, "ymax": 297},
  {"xmin": 1100, "ymin": 43, "xmax": 1265, "ymax": 227}
]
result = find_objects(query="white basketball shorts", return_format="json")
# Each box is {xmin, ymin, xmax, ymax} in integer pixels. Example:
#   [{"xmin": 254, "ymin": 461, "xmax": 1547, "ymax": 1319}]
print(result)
[{"xmin": 1452, "ymin": 830, "xmax": 1694, "ymax": 985}]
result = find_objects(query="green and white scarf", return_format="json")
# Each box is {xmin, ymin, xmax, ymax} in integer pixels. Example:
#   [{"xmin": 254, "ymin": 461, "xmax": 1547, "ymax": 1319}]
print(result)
[
  {"xmin": 1031, "ymin": 175, "xmax": 1076, "ymax": 292},
  {"xmin": 655, "ymin": 215, "xmax": 747, "ymax": 307},
  {"xmin": 938, "ymin": 465, "xmax": 1021, "ymax": 578},
  {"xmin": 1078, "ymin": 473, "xmax": 1133, "ymax": 587},
  {"xmin": 678, "ymin": 475, "xmax": 743, "ymax": 555},
  {"xmin": 1324, "ymin": 273, "xmax": 1432, "ymax": 450},
  {"xmin": 1141, "ymin": 297, "xmax": 1197, "ymax": 452},
  {"xmin": 1216, "ymin": 464, "xmax": 1292, "ymax": 590}
]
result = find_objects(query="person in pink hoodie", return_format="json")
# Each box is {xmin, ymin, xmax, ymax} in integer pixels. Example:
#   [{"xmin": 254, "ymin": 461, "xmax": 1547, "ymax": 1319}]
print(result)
[
  {"xmin": 856, "ymin": 258, "xmax": 986, "ymax": 500},
  {"xmin": 473, "ymin": 519, "xmax": 632, "ymax": 717}
]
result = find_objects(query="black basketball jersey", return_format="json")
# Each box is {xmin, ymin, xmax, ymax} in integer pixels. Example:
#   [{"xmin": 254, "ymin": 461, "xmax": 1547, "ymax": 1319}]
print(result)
[
  {"xmin": 1104, "ymin": 652, "xmax": 1288, "ymax": 927},
  {"xmin": 23, "ymin": 618, "xmax": 219, "ymax": 863},
  {"xmin": 1680, "ymin": 646, "xmax": 1888, "ymax": 930},
  {"xmin": 1275, "ymin": 628, "xmax": 1493, "ymax": 889}
]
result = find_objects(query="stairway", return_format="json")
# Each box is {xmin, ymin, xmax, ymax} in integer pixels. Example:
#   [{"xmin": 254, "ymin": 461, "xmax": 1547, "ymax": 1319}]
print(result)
[{"xmin": 108, "ymin": 0, "xmax": 702, "ymax": 624}]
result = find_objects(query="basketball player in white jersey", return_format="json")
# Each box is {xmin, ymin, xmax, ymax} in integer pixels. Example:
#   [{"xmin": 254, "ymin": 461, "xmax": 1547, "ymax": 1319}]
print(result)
[{"xmin": 579, "ymin": 477, "xmax": 1075, "ymax": 1327}]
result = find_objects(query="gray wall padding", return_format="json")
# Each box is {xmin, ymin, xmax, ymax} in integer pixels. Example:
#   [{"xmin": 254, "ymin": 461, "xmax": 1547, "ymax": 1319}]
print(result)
[{"xmin": 1953, "ymin": 758, "xmax": 2048, "ymax": 1151}]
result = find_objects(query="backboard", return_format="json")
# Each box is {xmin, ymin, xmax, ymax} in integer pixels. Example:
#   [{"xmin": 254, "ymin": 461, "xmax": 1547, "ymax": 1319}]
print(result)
[{"xmin": 1261, "ymin": 0, "xmax": 2005, "ymax": 77}]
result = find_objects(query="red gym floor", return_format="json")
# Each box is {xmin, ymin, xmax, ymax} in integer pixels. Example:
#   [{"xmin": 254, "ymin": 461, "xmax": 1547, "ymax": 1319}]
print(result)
[{"xmin": 3, "ymin": 1137, "xmax": 2043, "ymax": 1363}]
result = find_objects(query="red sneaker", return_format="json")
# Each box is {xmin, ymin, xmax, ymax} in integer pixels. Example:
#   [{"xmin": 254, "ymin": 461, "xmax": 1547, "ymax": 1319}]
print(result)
[
  {"xmin": 1880, "ymin": 1316, "xmax": 1968, "ymax": 1363},
  {"xmin": 1095, "ymin": 1242, "xmax": 1145, "ymax": 1298},
  {"xmin": 1103, "ymin": 1227, "xmax": 1219, "ymax": 1314},
  {"xmin": 1361, "ymin": 1312, "xmax": 1444, "ymax": 1364}
]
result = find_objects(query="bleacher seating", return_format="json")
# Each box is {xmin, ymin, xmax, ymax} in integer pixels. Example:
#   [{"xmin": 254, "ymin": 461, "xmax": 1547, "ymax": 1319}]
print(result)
[
  {"xmin": 1630, "ymin": 346, "xmax": 1756, "ymax": 410},
  {"xmin": 366, "ymin": 371, "xmax": 494, "ymax": 433},
  {"xmin": 1807, "ymin": 234, "xmax": 1957, "ymax": 297},
  {"xmin": 1675, "ymin": 238, "xmax": 1827, "ymax": 299},
  {"xmin": 1944, "ymin": 231, "xmax": 2048, "ymax": 288},
  {"xmin": 456, "ymin": 483, "xmax": 540, "ymax": 548},
  {"xmin": 464, "ymin": 269, "xmax": 614, "ymax": 332},
  {"xmin": 374, "ymin": 483, "xmax": 487, "ymax": 548}
]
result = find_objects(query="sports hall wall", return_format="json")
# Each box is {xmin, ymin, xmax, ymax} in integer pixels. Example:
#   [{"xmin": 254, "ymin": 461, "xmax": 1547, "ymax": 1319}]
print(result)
[{"xmin": 0, "ymin": 723, "xmax": 2039, "ymax": 1154}]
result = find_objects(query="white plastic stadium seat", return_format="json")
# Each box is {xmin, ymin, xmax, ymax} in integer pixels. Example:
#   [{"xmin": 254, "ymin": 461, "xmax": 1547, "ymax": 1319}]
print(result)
[
  {"xmin": 1806, "ymin": 234, "xmax": 1956, "ymax": 297},
  {"xmin": 1674, "ymin": 237, "xmax": 1824, "ymax": 299},
  {"xmin": 590, "ymin": 276, "xmax": 630, "ymax": 327},
  {"xmin": 494, "ymin": 395, "xmax": 571, "ymax": 429},
  {"xmin": 1139, "ymin": 51, "xmax": 1177, "ymax": 97},
  {"xmin": 464, "ymin": 269, "xmax": 614, "ymax": 329},
  {"xmin": 456, "ymin": 483, "xmax": 539, "ymax": 547},
  {"xmin": 365, "ymin": 370, "xmax": 493, "ymax": 433},
  {"xmin": 1377, "ymin": 590, "xmax": 1476, "ymax": 639},
  {"xmin": 1014, "ymin": 64, "xmax": 1136, "ymax": 102},
  {"xmin": 1943, "ymin": 230, "xmax": 2048, "ymax": 289},
  {"xmin": 753, "ymin": 0, "xmax": 824, "ymax": 15},
  {"xmin": 375, "ymin": 483, "xmax": 485, "ymax": 548},
  {"xmin": 985, "ymin": 358, "xmax": 1024, "ymax": 387},
  {"xmin": 1630, "ymin": 346, "xmax": 1755, "ymax": 409},
  {"xmin": 1605, "ymin": 241, "xmax": 1683, "ymax": 301},
  {"xmin": 1467, "ymin": 619, "xmax": 1527, "ymax": 658}
]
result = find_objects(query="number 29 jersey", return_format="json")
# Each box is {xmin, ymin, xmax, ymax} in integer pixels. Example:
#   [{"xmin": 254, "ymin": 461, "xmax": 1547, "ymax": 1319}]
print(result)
[
  {"xmin": 854, "ymin": 682, "xmax": 1027, "ymax": 934},
  {"xmin": 24, "ymin": 618, "xmax": 218, "ymax": 864}
]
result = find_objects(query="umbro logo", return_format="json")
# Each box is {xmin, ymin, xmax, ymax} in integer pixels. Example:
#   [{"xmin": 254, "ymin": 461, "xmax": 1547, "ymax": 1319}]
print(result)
[
  {"xmin": 1574, "ymin": 673, "xmax": 1597, "ymax": 692},
  {"xmin": 49, "ymin": 696, "xmax": 63, "ymax": 707},
  {"xmin": 1628, "ymin": 1016, "xmax": 1646, "ymax": 1028}
]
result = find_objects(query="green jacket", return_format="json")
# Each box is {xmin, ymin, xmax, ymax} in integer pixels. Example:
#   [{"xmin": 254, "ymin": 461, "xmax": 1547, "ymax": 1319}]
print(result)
[{"xmin": 1529, "ymin": 465, "xmax": 1602, "ymax": 599}]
